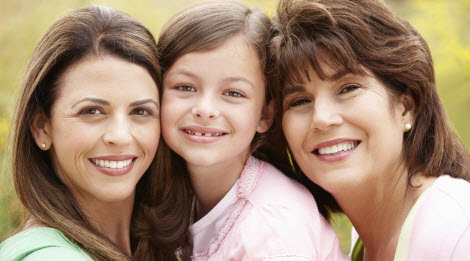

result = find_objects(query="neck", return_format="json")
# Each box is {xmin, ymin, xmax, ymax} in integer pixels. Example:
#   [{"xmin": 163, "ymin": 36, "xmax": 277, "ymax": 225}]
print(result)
[
  {"xmin": 77, "ymin": 192, "xmax": 135, "ymax": 255},
  {"xmin": 187, "ymin": 153, "xmax": 248, "ymax": 219},
  {"xmin": 335, "ymin": 168, "xmax": 436, "ymax": 261}
]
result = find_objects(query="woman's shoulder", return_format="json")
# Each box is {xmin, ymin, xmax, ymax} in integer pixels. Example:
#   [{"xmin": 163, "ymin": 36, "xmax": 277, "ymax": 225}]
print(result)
[
  {"xmin": 0, "ymin": 227, "xmax": 93, "ymax": 261},
  {"xmin": 432, "ymin": 175, "xmax": 470, "ymax": 209},
  {"xmin": 404, "ymin": 175, "xmax": 470, "ymax": 260}
]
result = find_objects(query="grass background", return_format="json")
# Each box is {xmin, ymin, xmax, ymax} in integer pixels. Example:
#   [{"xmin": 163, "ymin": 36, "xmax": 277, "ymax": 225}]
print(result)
[{"xmin": 0, "ymin": 0, "xmax": 469, "ymax": 254}]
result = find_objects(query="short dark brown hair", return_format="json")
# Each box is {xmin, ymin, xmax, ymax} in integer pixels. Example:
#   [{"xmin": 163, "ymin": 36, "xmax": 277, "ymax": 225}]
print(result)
[{"xmin": 269, "ymin": 0, "xmax": 470, "ymax": 219}]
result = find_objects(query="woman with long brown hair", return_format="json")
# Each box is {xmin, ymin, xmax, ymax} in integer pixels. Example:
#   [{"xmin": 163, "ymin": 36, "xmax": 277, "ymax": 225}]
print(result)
[
  {"xmin": 0, "ymin": 5, "xmax": 182, "ymax": 261},
  {"xmin": 270, "ymin": 0, "xmax": 470, "ymax": 260}
]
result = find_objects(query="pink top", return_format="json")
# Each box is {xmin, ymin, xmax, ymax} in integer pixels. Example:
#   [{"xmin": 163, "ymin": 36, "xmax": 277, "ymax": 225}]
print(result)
[
  {"xmin": 179, "ymin": 156, "xmax": 347, "ymax": 261},
  {"xmin": 396, "ymin": 175, "xmax": 470, "ymax": 260},
  {"xmin": 350, "ymin": 175, "xmax": 470, "ymax": 260}
]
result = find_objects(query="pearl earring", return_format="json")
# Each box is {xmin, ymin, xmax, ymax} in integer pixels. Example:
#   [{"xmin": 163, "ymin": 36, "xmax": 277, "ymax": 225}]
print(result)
[
  {"xmin": 404, "ymin": 123, "xmax": 412, "ymax": 131},
  {"xmin": 41, "ymin": 144, "xmax": 46, "ymax": 148}
]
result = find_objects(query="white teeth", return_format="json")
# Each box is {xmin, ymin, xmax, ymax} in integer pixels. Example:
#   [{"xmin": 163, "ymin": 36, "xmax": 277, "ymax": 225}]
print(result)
[
  {"xmin": 110, "ymin": 161, "xmax": 117, "ymax": 168},
  {"xmin": 317, "ymin": 141, "xmax": 358, "ymax": 155},
  {"xmin": 195, "ymin": 132, "xmax": 202, "ymax": 136},
  {"xmin": 91, "ymin": 158, "xmax": 133, "ymax": 169}
]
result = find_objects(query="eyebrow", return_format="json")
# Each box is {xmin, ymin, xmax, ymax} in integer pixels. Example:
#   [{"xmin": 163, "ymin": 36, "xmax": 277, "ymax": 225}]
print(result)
[
  {"xmin": 282, "ymin": 85, "xmax": 306, "ymax": 96},
  {"xmin": 165, "ymin": 69, "xmax": 197, "ymax": 80},
  {"xmin": 130, "ymin": 99, "xmax": 158, "ymax": 108},
  {"xmin": 221, "ymin": 76, "xmax": 255, "ymax": 88},
  {"xmin": 166, "ymin": 69, "xmax": 254, "ymax": 88},
  {"xmin": 72, "ymin": 98, "xmax": 109, "ymax": 108},
  {"xmin": 72, "ymin": 98, "xmax": 158, "ymax": 109},
  {"xmin": 282, "ymin": 69, "xmax": 352, "ymax": 96},
  {"xmin": 330, "ymin": 70, "xmax": 349, "ymax": 81}
]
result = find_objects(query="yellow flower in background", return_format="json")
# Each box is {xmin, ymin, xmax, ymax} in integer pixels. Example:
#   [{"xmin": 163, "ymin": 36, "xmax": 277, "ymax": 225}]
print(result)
[{"xmin": 0, "ymin": 117, "xmax": 9, "ymax": 151}]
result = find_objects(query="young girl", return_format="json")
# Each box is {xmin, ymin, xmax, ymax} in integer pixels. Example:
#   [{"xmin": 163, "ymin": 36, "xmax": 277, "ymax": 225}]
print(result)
[{"xmin": 156, "ymin": 1, "xmax": 348, "ymax": 260}]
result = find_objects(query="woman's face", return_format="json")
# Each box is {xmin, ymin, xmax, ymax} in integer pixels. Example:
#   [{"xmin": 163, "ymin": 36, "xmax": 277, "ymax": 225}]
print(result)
[
  {"xmin": 45, "ymin": 55, "xmax": 160, "ymax": 204},
  {"xmin": 282, "ymin": 62, "xmax": 412, "ymax": 194}
]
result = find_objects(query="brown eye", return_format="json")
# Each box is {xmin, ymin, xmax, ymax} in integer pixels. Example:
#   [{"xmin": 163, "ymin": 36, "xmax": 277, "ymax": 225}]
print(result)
[
  {"xmin": 339, "ymin": 85, "xmax": 359, "ymax": 94},
  {"xmin": 177, "ymin": 85, "xmax": 196, "ymax": 92},
  {"xmin": 131, "ymin": 108, "xmax": 152, "ymax": 116},
  {"xmin": 224, "ymin": 90, "xmax": 245, "ymax": 98},
  {"xmin": 80, "ymin": 107, "xmax": 103, "ymax": 115},
  {"xmin": 290, "ymin": 98, "xmax": 311, "ymax": 107}
]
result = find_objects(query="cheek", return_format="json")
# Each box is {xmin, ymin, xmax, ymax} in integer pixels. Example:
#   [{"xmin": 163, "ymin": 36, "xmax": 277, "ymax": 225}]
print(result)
[
  {"xmin": 282, "ymin": 113, "xmax": 306, "ymax": 148},
  {"xmin": 136, "ymin": 121, "xmax": 160, "ymax": 152}
]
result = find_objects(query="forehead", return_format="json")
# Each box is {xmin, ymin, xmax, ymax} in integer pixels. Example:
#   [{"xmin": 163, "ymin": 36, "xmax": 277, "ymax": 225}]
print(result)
[
  {"xmin": 282, "ymin": 48, "xmax": 366, "ymax": 89},
  {"xmin": 56, "ymin": 55, "xmax": 158, "ymax": 101}
]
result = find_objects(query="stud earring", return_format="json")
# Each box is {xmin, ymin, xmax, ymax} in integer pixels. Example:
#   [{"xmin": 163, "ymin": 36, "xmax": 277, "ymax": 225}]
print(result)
[
  {"xmin": 404, "ymin": 123, "xmax": 412, "ymax": 132},
  {"xmin": 41, "ymin": 144, "xmax": 46, "ymax": 148}
]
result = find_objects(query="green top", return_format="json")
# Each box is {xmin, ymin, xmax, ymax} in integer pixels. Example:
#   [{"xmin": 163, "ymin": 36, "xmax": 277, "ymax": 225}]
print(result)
[
  {"xmin": 351, "ymin": 237, "xmax": 364, "ymax": 261},
  {"xmin": 0, "ymin": 227, "xmax": 93, "ymax": 261}
]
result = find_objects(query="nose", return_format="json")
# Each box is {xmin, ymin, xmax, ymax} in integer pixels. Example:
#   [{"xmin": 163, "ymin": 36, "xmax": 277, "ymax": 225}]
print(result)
[
  {"xmin": 103, "ymin": 115, "xmax": 133, "ymax": 145},
  {"xmin": 192, "ymin": 94, "xmax": 220, "ymax": 119},
  {"xmin": 310, "ymin": 99, "xmax": 343, "ymax": 131}
]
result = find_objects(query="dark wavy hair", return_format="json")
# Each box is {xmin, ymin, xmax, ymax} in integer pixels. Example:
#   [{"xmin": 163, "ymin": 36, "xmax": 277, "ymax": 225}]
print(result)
[{"xmin": 269, "ymin": 0, "xmax": 470, "ymax": 220}]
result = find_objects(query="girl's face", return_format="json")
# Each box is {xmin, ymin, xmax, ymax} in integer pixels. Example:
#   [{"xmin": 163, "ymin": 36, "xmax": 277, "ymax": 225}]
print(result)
[
  {"xmin": 282, "ymin": 61, "xmax": 413, "ymax": 194},
  {"xmin": 161, "ymin": 35, "xmax": 272, "ymax": 170},
  {"xmin": 36, "ymin": 55, "xmax": 160, "ymax": 204}
]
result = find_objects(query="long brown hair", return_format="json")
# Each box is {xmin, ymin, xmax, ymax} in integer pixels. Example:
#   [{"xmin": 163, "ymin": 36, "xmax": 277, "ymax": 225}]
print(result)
[
  {"xmin": 11, "ymin": 5, "xmax": 178, "ymax": 260},
  {"xmin": 269, "ymin": 0, "xmax": 470, "ymax": 220},
  {"xmin": 150, "ymin": 0, "xmax": 279, "ymax": 247}
]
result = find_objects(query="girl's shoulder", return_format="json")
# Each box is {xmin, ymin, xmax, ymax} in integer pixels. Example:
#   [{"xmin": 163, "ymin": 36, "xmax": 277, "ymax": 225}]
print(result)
[
  {"xmin": 0, "ymin": 227, "xmax": 93, "ymax": 261},
  {"xmin": 248, "ymin": 158, "xmax": 320, "ymax": 213},
  {"xmin": 230, "ymin": 157, "xmax": 348, "ymax": 260}
]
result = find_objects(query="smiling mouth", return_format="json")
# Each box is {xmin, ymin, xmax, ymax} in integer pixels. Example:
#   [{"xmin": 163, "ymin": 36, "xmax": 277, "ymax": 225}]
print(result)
[
  {"xmin": 90, "ymin": 158, "xmax": 135, "ymax": 169},
  {"xmin": 313, "ymin": 141, "xmax": 360, "ymax": 156},
  {"xmin": 183, "ymin": 129, "xmax": 227, "ymax": 137}
]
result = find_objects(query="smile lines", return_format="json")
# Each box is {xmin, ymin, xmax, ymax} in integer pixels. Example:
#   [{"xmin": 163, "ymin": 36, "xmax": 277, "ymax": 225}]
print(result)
[
  {"xmin": 183, "ymin": 129, "xmax": 226, "ymax": 137},
  {"xmin": 315, "ymin": 141, "xmax": 359, "ymax": 156},
  {"xmin": 90, "ymin": 158, "xmax": 134, "ymax": 169}
]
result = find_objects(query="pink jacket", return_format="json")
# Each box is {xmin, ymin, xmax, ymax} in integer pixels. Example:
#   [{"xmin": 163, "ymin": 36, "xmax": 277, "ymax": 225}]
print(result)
[{"xmin": 180, "ymin": 156, "xmax": 348, "ymax": 261}]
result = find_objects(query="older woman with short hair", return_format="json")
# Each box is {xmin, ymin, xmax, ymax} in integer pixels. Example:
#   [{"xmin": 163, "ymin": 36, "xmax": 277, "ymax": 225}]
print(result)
[{"xmin": 270, "ymin": 0, "xmax": 470, "ymax": 260}]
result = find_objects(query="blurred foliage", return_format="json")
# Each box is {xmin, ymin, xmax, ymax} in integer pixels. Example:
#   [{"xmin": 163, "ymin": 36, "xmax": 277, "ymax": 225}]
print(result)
[{"xmin": 0, "ymin": 0, "xmax": 468, "ymax": 254}]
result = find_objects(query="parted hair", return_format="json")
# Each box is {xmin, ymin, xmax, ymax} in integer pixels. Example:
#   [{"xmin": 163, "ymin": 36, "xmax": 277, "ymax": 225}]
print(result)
[
  {"xmin": 11, "ymin": 5, "xmax": 180, "ymax": 260},
  {"xmin": 269, "ymin": 0, "xmax": 470, "ymax": 220}
]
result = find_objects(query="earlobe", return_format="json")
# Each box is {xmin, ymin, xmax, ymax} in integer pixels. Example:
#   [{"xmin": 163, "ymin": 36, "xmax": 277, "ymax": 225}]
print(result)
[
  {"xmin": 257, "ymin": 100, "xmax": 275, "ymax": 134},
  {"xmin": 30, "ymin": 111, "xmax": 52, "ymax": 150}
]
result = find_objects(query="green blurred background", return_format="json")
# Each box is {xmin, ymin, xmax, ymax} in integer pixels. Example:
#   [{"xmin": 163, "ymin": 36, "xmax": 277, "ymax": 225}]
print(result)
[{"xmin": 0, "ymin": 0, "xmax": 469, "ymax": 254}]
